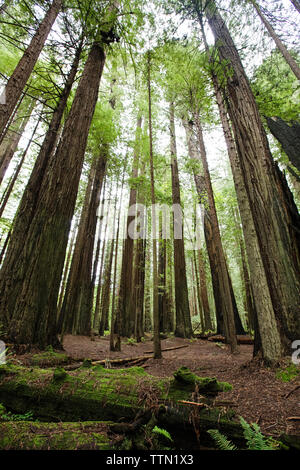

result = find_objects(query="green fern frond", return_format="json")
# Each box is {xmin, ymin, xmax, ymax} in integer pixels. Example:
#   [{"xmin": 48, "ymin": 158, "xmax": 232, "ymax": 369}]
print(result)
[
  {"xmin": 152, "ymin": 426, "xmax": 173, "ymax": 442},
  {"xmin": 239, "ymin": 417, "xmax": 274, "ymax": 450},
  {"xmin": 207, "ymin": 429, "xmax": 237, "ymax": 450}
]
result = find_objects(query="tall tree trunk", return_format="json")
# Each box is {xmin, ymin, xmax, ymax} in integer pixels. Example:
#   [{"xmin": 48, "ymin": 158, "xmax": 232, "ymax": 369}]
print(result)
[
  {"xmin": 99, "ymin": 240, "xmax": 114, "ymax": 336},
  {"xmin": 183, "ymin": 117, "xmax": 238, "ymax": 350},
  {"xmin": 170, "ymin": 102, "xmax": 193, "ymax": 338},
  {"xmin": 0, "ymin": 0, "xmax": 63, "ymax": 137},
  {"xmin": 204, "ymin": 1, "xmax": 300, "ymax": 357},
  {"xmin": 249, "ymin": 0, "xmax": 300, "ymax": 80},
  {"xmin": 147, "ymin": 51, "xmax": 161, "ymax": 359},
  {"xmin": 0, "ymin": 44, "xmax": 82, "ymax": 333},
  {"xmin": 0, "ymin": 42, "xmax": 106, "ymax": 348},
  {"xmin": 61, "ymin": 149, "xmax": 107, "ymax": 336},
  {"xmin": 118, "ymin": 116, "xmax": 142, "ymax": 337}
]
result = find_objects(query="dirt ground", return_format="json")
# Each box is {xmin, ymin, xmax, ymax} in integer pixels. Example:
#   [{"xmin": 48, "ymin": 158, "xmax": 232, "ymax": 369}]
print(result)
[{"xmin": 56, "ymin": 334, "xmax": 300, "ymax": 439}]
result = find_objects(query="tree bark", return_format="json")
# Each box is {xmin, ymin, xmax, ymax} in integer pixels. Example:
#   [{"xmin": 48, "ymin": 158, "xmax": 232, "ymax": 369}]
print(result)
[
  {"xmin": 61, "ymin": 149, "xmax": 107, "ymax": 336},
  {"xmin": 1, "ymin": 42, "xmax": 106, "ymax": 347},
  {"xmin": 0, "ymin": 0, "xmax": 63, "ymax": 137},
  {"xmin": 147, "ymin": 51, "xmax": 161, "ymax": 358},
  {"xmin": 170, "ymin": 102, "xmax": 193, "ymax": 338},
  {"xmin": 205, "ymin": 1, "xmax": 300, "ymax": 356},
  {"xmin": 118, "ymin": 116, "xmax": 142, "ymax": 337},
  {"xmin": 183, "ymin": 117, "xmax": 238, "ymax": 351},
  {"xmin": 0, "ymin": 44, "xmax": 82, "ymax": 333}
]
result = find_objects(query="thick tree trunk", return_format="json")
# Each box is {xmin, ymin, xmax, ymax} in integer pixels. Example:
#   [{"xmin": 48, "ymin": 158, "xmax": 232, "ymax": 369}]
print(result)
[
  {"xmin": 0, "ymin": 0, "xmax": 62, "ymax": 137},
  {"xmin": 249, "ymin": 0, "xmax": 300, "ymax": 80},
  {"xmin": 1, "ymin": 43, "xmax": 106, "ymax": 348},
  {"xmin": 170, "ymin": 103, "xmax": 193, "ymax": 339},
  {"xmin": 205, "ymin": 1, "xmax": 300, "ymax": 356},
  {"xmin": 0, "ymin": 45, "xmax": 82, "ymax": 332}
]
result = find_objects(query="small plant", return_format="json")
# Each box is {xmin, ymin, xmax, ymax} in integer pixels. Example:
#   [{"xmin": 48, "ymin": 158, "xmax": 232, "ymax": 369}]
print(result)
[
  {"xmin": 208, "ymin": 417, "xmax": 279, "ymax": 450},
  {"xmin": 0, "ymin": 403, "xmax": 37, "ymax": 422},
  {"xmin": 126, "ymin": 338, "xmax": 137, "ymax": 346},
  {"xmin": 152, "ymin": 426, "xmax": 173, "ymax": 443},
  {"xmin": 276, "ymin": 363, "xmax": 299, "ymax": 382},
  {"xmin": 207, "ymin": 429, "xmax": 237, "ymax": 450}
]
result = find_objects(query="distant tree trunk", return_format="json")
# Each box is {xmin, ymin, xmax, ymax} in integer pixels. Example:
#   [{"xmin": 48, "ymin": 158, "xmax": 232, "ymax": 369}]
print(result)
[
  {"xmin": 132, "ymin": 168, "xmax": 147, "ymax": 341},
  {"xmin": 204, "ymin": 1, "xmax": 300, "ymax": 357},
  {"xmin": 118, "ymin": 116, "xmax": 142, "ymax": 337},
  {"xmin": 249, "ymin": 0, "xmax": 300, "ymax": 80},
  {"xmin": 0, "ymin": 42, "xmax": 106, "ymax": 348},
  {"xmin": 147, "ymin": 51, "xmax": 161, "ymax": 358},
  {"xmin": 99, "ymin": 240, "xmax": 114, "ymax": 336},
  {"xmin": 197, "ymin": 247, "xmax": 212, "ymax": 331},
  {"xmin": 0, "ymin": 99, "xmax": 35, "ymax": 185},
  {"xmin": 0, "ymin": 113, "xmax": 41, "ymax": 218},
  {"xmin": 61, "ymin": 149, "xmax": 107, "ymax": 336},
  {"xmin": 0, "ymin": 0, "xmax": 63, "ymax": 136},
  {"xmin": 170, "ymin": 102, "xmax": 193, "ymax": 338},
  {"xmin": 290, "ymin": 0, "xmax": 300, "ymax": 13},
  {"xmin": 183, "ymin": 117, "xmax": 238, "ymax": 350},
  {"xmin": 57, "ymin": 219, "xmax": 78, "ymax": 320}
]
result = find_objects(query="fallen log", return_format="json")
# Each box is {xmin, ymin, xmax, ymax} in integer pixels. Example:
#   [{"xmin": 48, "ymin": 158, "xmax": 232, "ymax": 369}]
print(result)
[
  {"xmin": 0, "ymin": 421, "xmax": 122, "ymax": 450},
  {"xmin": 144, "ymin": 345, "xmax": 189, "ymax": 354},
  {"xmin": 207, "ymin": 335, "xmax": 254, "ymax": 345},
  {"xmin": 0, "ymin": 363, "xmax": 249, "ymax": 448},
  {"xmin": 0, "ymin": 364, "xmax": 232, "ymax": 422}
]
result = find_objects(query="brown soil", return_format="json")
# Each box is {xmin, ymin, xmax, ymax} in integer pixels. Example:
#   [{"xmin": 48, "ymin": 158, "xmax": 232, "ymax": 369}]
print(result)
[{"xmin": 15, "ymin": 334, "xmax": 300, "ymax": 439}]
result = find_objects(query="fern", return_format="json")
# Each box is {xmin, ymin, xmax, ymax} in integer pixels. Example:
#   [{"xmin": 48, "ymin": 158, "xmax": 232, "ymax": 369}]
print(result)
[
  {"xmin": 240, "ymin": 417, "xmax": 274, "ymax": 450},
  {"xmin": 207, "ymin": 429, "xmax": 237, "ymax": 450},
  {"xmin": 208, "ymin": 417, "xmax": 277, "ymax": 450},
  {"xmin": 152, "ymin": 426, "xmax": 173, "ymax": 442}
]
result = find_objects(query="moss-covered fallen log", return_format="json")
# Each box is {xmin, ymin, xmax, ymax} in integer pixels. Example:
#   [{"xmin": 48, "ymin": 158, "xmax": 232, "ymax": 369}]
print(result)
[
  {"xmin": 0, "ymin": 364, "xmax": 232, "ymax": 422},
  {"xmin": 0, "ymin": 421, "xmax": 123, "ymax": 450},
  {"xmin": 0, "ymin": 364, "xmax": 245, "ymax": 448}
]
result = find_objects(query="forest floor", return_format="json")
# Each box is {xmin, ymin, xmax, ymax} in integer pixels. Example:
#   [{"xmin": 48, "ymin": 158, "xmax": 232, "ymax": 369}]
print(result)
[{"xmin": 15, "ymin": 334, "xmax": 300, "ymax": 440}]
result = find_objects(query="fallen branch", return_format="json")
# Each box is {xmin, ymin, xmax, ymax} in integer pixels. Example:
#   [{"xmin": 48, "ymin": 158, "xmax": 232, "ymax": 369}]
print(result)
[
  {"xmin": 284, "ymin": 385, "xmax": 300, "ymax": 399},
  {"xmin": 144, "ymin": 345, "xmax": 189, "ymax": 354}
]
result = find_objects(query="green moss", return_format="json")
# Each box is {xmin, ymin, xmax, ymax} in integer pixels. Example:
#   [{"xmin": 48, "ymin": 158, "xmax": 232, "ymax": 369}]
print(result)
[
  {"xmin": 173, "ymin": 367, "xmax": 232, "ymax": 394},
  {"xmin": 30, "ymin": 351, "xmax": 69, "ymax": 367},
  {"xmin": 0, "ymin": 421, "xmax": 119, "ymax": 450},
  {"xmin": 52, "ymin": 367, "xmax": 68, "ymax": 382},
  {"xmin": 276, "ymin": 363, "xmax": 299, "ymax": 382}
]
